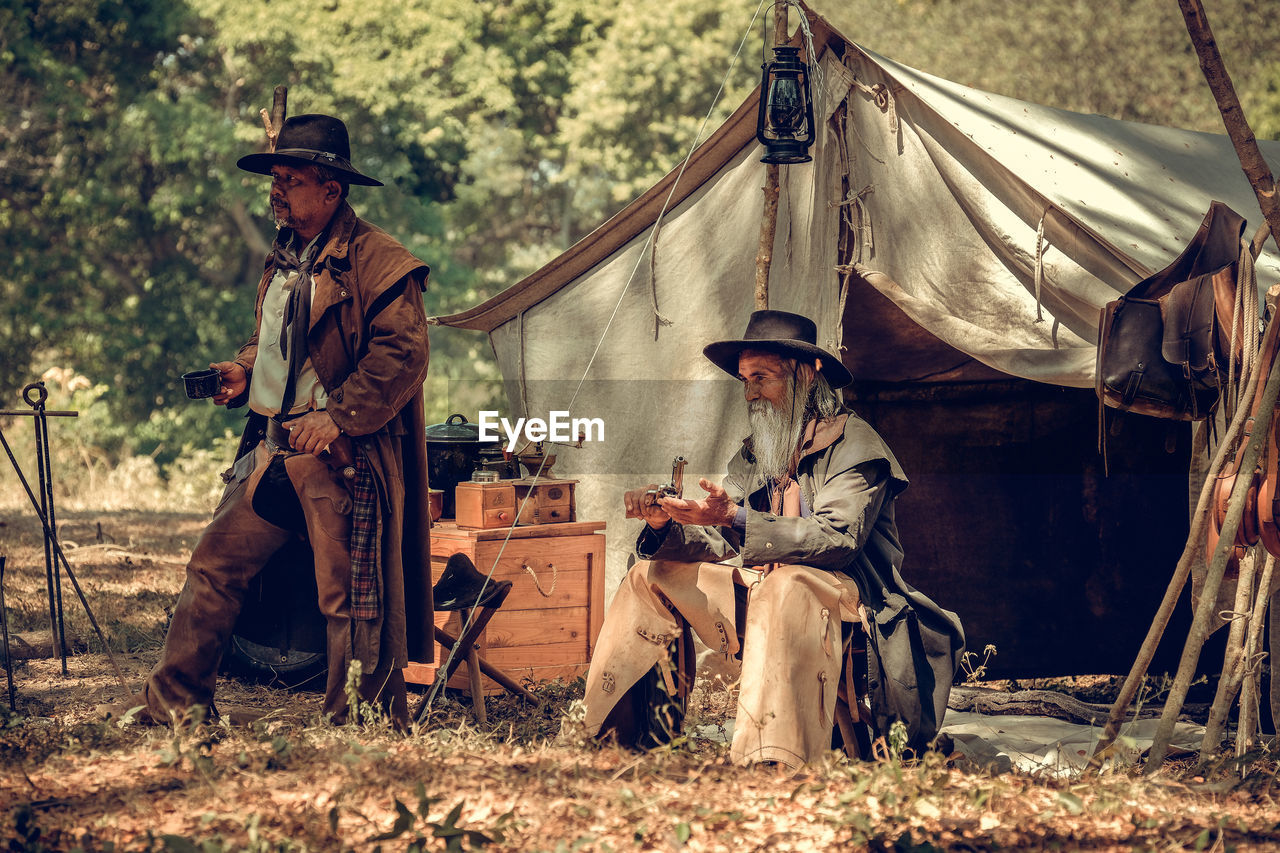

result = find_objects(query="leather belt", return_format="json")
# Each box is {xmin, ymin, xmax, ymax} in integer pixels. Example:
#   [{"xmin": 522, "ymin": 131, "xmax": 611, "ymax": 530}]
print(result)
[
  {"xmin": 265, "ymin": 415, "xmax": 297, "ymax": 452},
  {"xmin": 264, "ymin": 414, "xmax": 357, "ymax": 481}
]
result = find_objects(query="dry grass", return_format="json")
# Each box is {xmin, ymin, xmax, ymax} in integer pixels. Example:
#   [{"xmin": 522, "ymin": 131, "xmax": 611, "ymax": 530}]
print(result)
[{"xmin": 2, "ymin": 507, "xmax": 1280, "ymax": 851}]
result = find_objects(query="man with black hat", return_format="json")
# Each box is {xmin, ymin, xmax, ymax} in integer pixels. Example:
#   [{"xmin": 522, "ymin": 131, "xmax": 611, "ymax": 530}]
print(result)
[
  {"xmin": 579, "ymin": 310, "xmax": 963, "ymax": 767},
  {"xmin": 109, "ymin": 114, "xmax": 433, "ymax": 727}
]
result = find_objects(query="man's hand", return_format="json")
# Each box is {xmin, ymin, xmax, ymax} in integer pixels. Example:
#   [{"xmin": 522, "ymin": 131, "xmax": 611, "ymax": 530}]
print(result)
[
  {"xmin": 659, "ymin": 478, "xmax": 739, "ymax": 527},
  {"xmin": 623, "ymin": 484, "xmax": 671, "ymax": 530},
  {"xmin": 210, "ymin": 362, "xmax": 247, "ymax": 406},
  {"xmin": 286, "ymin": 410, "xmax": 342, "ymax": 457}
]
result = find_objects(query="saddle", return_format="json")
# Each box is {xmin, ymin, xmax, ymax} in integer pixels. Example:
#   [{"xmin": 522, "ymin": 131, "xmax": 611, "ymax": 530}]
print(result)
[{"xmin": 1097, "ymin": 201, "xmax": 1246, "ymax": 422}]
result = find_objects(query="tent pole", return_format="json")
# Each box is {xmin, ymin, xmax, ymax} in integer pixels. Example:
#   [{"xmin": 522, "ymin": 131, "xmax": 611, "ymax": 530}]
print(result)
[
  {"xmin": 1178, "ymin": 0, "xmax": 1280, "ymax": 253},
  {"xmin": 1089, "ymin": 407, "xmax": 1233, "ymax": 768},
  {"xmin": 1091, "ymin": 289, "xmax": 1269, "ymax": 770},
  {"xmin": 753, "ymin": 4, "xmax": 790, "ymax": 310},
  {"xmin": 1145, "ymin": 321, "xmax": 1280, "ymax": 773},
  {"xmin": 1198, "ymin": 546, "xmax": 1258, "ymax": 763}
]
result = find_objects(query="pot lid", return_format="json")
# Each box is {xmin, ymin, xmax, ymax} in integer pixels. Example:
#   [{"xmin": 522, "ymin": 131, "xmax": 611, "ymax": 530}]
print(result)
[{"xmin": 425, "ymin": 413, "xmax": 482, "ymax": 442}]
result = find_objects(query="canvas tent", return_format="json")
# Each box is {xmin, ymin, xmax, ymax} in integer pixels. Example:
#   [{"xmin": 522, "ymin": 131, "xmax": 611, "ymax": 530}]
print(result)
[{"xmin": 435, "ymin": 0, "xmax": 1280, "ymax": 676}]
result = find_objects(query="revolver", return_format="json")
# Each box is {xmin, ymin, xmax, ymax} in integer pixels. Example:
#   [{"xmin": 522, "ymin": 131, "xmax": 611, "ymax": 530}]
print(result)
[
  {"xmin": 626, "ymin": 456, "xmax": 687, "ymax": 519},
  {"xmin": 646, "ymin": 455, "xmax": 687, "ymax": 504}
]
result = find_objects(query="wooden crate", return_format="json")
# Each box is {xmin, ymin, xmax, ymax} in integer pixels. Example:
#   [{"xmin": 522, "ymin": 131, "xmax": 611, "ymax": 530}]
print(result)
[{"xmin": 404, "ymin": 519, "xmax": 606, "ymax": 694}]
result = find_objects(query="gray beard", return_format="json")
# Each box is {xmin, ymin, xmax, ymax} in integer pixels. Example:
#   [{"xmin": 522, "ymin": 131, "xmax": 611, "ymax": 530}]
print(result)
[{"xmin": 748, "ymin": 397, "xmax": 806, "ymax": 483}]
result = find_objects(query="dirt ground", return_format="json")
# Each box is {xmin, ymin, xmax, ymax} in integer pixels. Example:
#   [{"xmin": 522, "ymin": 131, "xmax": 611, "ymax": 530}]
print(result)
[{"xmin": 1, "ymin": 508, "xmax": 1279, "ymax": 852}]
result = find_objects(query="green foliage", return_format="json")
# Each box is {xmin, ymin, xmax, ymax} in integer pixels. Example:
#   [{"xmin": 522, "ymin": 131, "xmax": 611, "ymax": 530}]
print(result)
[
  {"xmin": 0, "ymin": 368, "xmax": 236, "ymax": 509},
  {"xmin": 366, "ymin": 783, "xmax": 516, "ymax": 850}
]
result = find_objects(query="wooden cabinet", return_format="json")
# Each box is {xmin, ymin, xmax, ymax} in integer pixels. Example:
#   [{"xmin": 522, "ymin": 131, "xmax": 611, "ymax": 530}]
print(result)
[{"xmin": 405, "ymin": 520, "xmax": 606, "ymax": 693}]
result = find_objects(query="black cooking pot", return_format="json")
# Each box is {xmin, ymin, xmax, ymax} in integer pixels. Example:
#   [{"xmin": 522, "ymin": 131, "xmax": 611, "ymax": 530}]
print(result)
[{"xmin": 426, "ymin": 414, "xmax": 498, "ymax": 518}]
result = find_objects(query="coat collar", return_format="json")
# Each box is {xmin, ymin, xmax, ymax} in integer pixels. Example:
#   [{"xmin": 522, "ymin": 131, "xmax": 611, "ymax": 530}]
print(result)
[
  {"xmin": 311, "ymin": 201, "xmax": 357, "ymax": 273},
  {"xmin": 797, "ymin": 413, "xmax": 849, "ymax": 462},
  {"xmin": 272, "ymin": 201, "xmax": 357, "ymax": 275}
]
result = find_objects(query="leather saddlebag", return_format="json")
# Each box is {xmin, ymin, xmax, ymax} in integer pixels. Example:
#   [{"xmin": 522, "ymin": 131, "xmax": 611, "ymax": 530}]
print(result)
[{"xmin": 1097, "ymin": 201, "xmax": 1246, "ymax": 420}]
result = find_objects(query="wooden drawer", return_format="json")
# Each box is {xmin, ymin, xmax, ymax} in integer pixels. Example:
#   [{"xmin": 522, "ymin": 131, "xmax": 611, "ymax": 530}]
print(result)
[
  {"xmin": 455, "ymin": 482, "xmax": 517, "ymax": 529},
  {"xmin": 513, "ymin": 478, "xmax": 576, "ymax": 524}
]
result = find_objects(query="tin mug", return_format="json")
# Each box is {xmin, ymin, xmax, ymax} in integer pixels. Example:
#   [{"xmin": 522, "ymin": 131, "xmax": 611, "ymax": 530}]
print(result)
[{"xmin": 182, "ymin": 368, "xmax": 221, "ymax": 399}]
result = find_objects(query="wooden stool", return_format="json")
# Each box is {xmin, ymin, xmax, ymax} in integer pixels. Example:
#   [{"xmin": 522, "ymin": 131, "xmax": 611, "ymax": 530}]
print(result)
[{"xmin": 413, "ymin": 554, "xmax": 537, "ymax": 724}]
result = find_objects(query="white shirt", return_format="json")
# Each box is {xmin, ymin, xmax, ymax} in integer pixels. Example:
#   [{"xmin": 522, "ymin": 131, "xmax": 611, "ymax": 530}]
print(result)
[{"xmin": 248, "ymin": 238, "xmax": 328, "ymax": 418}]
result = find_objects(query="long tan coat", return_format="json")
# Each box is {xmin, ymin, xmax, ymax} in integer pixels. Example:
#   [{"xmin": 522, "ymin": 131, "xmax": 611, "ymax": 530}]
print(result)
[{"xmin": 232, "ymin": 201, "xmax": 433, "ymax": 669}]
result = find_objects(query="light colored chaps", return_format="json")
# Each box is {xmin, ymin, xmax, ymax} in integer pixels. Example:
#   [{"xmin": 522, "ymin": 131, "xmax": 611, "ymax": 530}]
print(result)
[{"xmin": 582, "ymin": 559, "xmax": 863, "ymax": 767}]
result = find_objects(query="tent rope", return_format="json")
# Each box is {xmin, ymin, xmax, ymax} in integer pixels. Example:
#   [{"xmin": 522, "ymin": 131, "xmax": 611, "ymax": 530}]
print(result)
[
  {"xmin": 1033, "ymin": 211, "xmax": 1047, "ymax": 323},
  {"xmin": 418, "ymin": 0, "xmax": 771, "ymax": 722},
  {"xmin": 649, "ymin": 217, "xmax": 673, "ymax": 338},
  {"xmin": 1225, "ymin": 236, "xmax": 1261, "ymax": 422},
  {"xmin": 791, "ymin": 1, "xmax": 825, "ymax": 124}
]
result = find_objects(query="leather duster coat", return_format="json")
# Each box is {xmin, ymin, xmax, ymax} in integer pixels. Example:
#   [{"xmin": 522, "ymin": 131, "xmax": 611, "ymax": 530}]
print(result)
[
  {"xmin": 639, "ymin": 411, "xmax": 965, "ymax": 750},
  {"xmin": 231, "ymin": 201, "xmax": 434, "ymax": 670}
]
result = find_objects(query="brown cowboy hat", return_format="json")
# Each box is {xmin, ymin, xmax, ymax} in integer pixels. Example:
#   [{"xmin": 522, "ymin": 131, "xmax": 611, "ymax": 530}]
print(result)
[
  {"xmin": 703, "ymin": 310, "xmax": 853, "ymax": 389},
  {"xmin": 237, "ymin": 114, "xmax": 383, "ymax": 187}
]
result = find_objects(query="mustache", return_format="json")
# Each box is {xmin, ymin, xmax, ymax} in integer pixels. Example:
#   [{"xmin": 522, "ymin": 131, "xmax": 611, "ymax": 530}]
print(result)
[{"xmin": 749, "ymin": 397, "xmax": 788, "ymax": 417}]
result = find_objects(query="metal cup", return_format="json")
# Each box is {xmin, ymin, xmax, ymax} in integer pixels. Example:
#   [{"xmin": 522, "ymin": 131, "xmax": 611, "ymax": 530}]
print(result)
[{"xmin": 182, "ymin": 368, "xmax": 221, "ymax": 399}]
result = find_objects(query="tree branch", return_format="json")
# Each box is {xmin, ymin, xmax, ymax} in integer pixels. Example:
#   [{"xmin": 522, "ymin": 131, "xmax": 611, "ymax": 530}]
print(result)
[{"xmin": 1179, "ymin": 0, "xmax": 1280, "ymax": 250}]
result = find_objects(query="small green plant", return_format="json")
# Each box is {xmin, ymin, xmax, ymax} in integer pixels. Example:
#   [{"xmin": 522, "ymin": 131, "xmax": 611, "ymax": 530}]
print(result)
[
  {"xmin": 886, "ymin": 719, "xmax": 909, "ymax": 762},
  {"xmin": 342, "ymin": 659, "xmax": 388, "ymax": 728},
  {"xmin": 155, "ymin": 704, "xmax": 219, "ymax": 782},
  {"xmin": 366, "ymin": 782, "xmax": 515, "ymax": 851}
]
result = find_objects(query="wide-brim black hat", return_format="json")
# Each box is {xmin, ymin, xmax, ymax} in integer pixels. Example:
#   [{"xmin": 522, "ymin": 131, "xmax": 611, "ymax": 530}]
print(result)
[
  {"xmin": 703, "ymin": 310, "xmax": 853, "ymax": 389},
  {"xmin": 237, "ymin": 114, "xmax": 383, "ymax": 187}
]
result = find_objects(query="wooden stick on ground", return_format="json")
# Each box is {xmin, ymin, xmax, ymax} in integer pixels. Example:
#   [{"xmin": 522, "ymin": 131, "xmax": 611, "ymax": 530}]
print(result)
[
  {"xmin": 1238, "ymin": 552, "xmax": 1275, "ymax": 762},
  {"xmin": 1198, "ymin": 547, "xmax": 1259, "ymax": 763}
]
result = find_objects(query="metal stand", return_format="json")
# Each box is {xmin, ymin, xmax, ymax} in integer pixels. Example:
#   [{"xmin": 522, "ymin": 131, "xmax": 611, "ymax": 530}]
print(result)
[
  {"xmin": 0, "ymin": 557, "xmax": 15, "ymax": 711},
  {"xmin": 0, "ymin": 382, "xmax": 77, "ymax": 674},
  {"xmin": 1, "ymin": 382, "xmax": 126, "ymax": 694}
]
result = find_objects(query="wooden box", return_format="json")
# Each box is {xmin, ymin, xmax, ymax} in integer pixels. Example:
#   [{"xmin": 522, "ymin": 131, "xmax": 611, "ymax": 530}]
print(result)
[
  {"xmin": 405, "ymin": 519, "xmax": 606, "ymax": 694},
  {"xmin": 512, "ymin": 477, "xmax": 576, "ymax": 524},
  {"xmin": 454, "ymin": 481, "xmax": 517, "ymax": 529}
]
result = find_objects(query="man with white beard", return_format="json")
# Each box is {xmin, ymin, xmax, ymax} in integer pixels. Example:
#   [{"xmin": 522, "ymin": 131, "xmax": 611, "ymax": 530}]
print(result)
[{"xmin": 578, "ymin": 310, "xmax": 963, "ymax": 768}]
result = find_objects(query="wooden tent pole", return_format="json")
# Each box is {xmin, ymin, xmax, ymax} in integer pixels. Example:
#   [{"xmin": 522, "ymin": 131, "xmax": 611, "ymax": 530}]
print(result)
[
  {"xmin": 1198, "ymin": 547, "xmax": 1258, "ymax": 763},
  {"xmin": 1089, "ymin": 399, "xmax": 1244, "ymax": 768},
  {"xmin": 753, "ymin": 4, "xmax": 789, "ymax": 310},
  {"xmin": 1178, "ymin": 0, "xmax": 1280, "ymax": 251},
  {"xmin": 1237, "ymin": 552, "xmax": 1274, "ymax": 759},
  {"xmin": 1145, "ymin": 333, "xmax": 1280, "ymax": 772}
]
